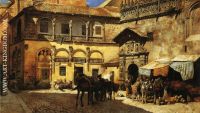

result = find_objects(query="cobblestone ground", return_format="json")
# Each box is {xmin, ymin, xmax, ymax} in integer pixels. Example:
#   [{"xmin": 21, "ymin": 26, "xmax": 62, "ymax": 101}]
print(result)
[
  {"xmin": 18, "ymin": 90, "xmax": 150, "ymax": 113},
  {"xmin": 18, "ymin": 90, "xmax": 200, "ymax": 113}
]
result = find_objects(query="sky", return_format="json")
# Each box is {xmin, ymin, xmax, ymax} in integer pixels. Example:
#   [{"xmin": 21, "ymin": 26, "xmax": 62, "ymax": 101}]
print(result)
[
  {"xmin": 0, "ymin": 0, "xmax": 11, "ymax": 6},
  {"xmin": 0, "ymin": 0, "xmax": 105, "ymax": 7},
  {"xmin": 87, "ymin": 0, "xmax": 105, "ymax": 7}
]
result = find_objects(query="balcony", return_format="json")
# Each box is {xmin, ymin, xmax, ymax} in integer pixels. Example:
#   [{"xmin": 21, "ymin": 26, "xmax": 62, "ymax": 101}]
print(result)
[{"xmin": 121, "ymin": 0, "xmax": 181, "ymax": 22}]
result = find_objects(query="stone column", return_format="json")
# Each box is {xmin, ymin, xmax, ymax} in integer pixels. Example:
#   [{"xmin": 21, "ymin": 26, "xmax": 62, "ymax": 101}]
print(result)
[
  {"xmin": 69, "ymin": 20, "xmax": 73, "ymax": 41},
  {"xmin": 52, "ymin": 18, "xmax": 56, "ymax": 41},
  {"xmin": 86, "ymin": 21, "xmax": 90, "ymax": 41}
]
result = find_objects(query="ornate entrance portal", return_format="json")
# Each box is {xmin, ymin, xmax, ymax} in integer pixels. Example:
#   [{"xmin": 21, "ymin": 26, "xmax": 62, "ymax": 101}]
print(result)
[{"xmin": 114, "ymin": 28, "xmax": 149, "ymax": 81}]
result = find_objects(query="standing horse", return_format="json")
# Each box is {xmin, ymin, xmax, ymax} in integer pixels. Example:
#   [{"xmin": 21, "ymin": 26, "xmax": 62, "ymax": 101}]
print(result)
[
  {"xmin": 75, "ymin": 73, "xmax": 93, "ymax": 107},
  {"xmin": 153, "ymin": 78, "xmax": 164, "ymax": 104}
]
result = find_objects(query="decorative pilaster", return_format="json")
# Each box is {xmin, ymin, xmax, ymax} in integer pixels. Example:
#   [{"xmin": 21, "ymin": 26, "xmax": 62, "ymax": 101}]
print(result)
[
  {"xmin": 51, "ymin": 46, "xmax": 56, "ymax": 74},
  {"xmin": 69, "ymin": 46, "xmax": 73, "ymax": 62},
  {"xmin": 86, "ymin": 47, "xmax": 90, "ymax": 71},
  {"xmin": 102, "ymin": 25, "xmax": 105, "ymax": 42}
]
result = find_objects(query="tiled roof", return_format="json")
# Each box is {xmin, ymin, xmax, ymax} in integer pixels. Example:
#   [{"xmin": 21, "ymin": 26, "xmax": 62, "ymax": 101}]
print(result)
[{"xmin": 27, "ymin": 3, "xmax": 120, "ymax": 18}]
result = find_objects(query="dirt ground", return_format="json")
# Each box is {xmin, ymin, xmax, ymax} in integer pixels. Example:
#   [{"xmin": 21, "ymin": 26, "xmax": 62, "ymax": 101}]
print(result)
[{"xmin": 17, "ymin": 89, "xmax": 200, "ymax": 113}]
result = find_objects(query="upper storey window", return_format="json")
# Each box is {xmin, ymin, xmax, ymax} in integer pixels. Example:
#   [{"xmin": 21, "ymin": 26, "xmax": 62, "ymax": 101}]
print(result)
[
  {"xmin": 82, "ymin": 24, "xmax": 86, "ymax": 35},
  {"xmin": 40, "ymin": 18, "xmax": 50, "ymax": 33},
  {"xmin": 61, "ymin": 24, "xmax": 69, "ymax": 34},
  {"xmin": 93, "ymin": 22, "xmax": 103, "ymax": 37},
  {"xmin": 95, "ymin": 26, "xmax": 102, "ymax": 35}
]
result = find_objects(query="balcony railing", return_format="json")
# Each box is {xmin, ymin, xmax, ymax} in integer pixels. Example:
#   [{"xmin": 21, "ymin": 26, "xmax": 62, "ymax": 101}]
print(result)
[
  {"xmin": 121, "ymin": 0, "xmax": 180, "ymax": 22},
  {"xmin": 54, "ymin": 57, "xmax": 69, "ymax": 62},
  {"xmin": 72, "ymin": 57, "xmax": 86, "ymax": 63},
  {"xmin": 72, "ymin": 36, "xmax": 87, "ymax": 42},
  {"xmin": 55, "ymin": 34, "xmax": 71, "ymax": 42},
  {"xmin": 36, "ymin": 33, "xmax": 103, "ymax": 42},
  {"xmin": 38, "ymin": 33, "xmax": 53, "ymax": 40},
  {"xmin": 89, "ymin": 58, "xmax": 104, "ymax": 64},
  {"xmin": 88, "ymin": 36, "xmax": 103, "ymax": 42}
]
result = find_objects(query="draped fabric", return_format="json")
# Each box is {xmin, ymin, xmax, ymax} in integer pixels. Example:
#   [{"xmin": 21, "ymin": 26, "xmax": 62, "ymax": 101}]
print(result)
[
  {"xmin": 170, "ymin": 62, "xmax": 194, "ymax": 80},
  {"xmin": 139, "ymin": 61, "xmax": 170, "ymax": 77},
  {"xmin": 139, "ymin": 68, "xmax": 151, "ymax": 77}
]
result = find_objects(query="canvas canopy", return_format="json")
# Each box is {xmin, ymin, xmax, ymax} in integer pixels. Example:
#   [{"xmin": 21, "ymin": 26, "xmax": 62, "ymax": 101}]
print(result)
[
  {"xmin": 185, "ymin": 34, "xmax": 200, "ymax": 42},
  {"xmin": 139, "ymin": 58, "xmax": 171, "ymax": 77},
  {"xmin": 170, "ymin": 55, "xmax": 200, "ymax": 81},
  {"xmin": 170, "ymin": 62, "xmax": 194, "ymax": 80}
]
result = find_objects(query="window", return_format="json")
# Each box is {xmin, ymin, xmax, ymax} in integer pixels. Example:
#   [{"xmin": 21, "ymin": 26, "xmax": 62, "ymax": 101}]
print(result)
[
  {"xmin": 59, "ymin": 67, "xmax": 66, "ymax": 76},
  {"xmin": 82, "ymin": 24, "xmax": 86, "ymax": 35},
  {"xmin": 41, "ymin": 69, "xmax": 49, "ymax": 80},
  {"xmin": 40, "ymin": 19, "xmax": 49, "ymax": 33},
  {"xmin": 94, "ymin": 26, "xmax": 102, "ymax": 36},
  {"xmin": 61, "ymin": 24, "xmax": 69, "ymax": 34}
]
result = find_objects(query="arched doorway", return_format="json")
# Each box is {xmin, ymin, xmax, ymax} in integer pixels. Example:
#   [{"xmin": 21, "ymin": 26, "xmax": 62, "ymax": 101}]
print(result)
[
  {"xmin": 127, "ymin": 63, "xmax": 139, "ymax": 84},
  {"xmin": 36, "ymin": 48, "xmax": 52, "ymax": 81}
]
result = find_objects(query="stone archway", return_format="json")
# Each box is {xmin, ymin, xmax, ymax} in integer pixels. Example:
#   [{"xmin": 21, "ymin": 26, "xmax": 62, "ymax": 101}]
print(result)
[
  {"xmin": 127, "ymin": 63, "xmax": 139, "ymax": 84},
  {"xmin": 36, "ymin": 48, "xmax": 52, "ymax": 81}
]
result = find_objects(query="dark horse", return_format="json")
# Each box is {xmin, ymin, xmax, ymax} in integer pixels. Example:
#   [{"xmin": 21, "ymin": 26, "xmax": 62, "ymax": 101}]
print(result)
[
  {"xmin": 75, "ymin": 73, "xmax": 93, "ymax": 107},
  {"xmin": 153, "ymin": 77, "xmax": 164, "ymax": 104}
]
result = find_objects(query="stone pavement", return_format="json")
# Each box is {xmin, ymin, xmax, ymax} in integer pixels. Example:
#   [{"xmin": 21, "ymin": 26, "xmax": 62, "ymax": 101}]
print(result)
[{"xmin": 0, "ymin": 91, "xmax": 32, "ymax": 113}]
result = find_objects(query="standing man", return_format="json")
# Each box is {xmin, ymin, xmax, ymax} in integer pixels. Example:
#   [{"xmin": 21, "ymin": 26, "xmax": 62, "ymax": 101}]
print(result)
[{"xmin": 110, "ymin": 71, "xmax": 114, "ymax": 82}]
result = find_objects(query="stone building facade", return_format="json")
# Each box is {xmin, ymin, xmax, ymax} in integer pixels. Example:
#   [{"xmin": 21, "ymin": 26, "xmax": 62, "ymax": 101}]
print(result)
[
  {"xmin": 7, "ymin": 0, "xmax": 122, "ymax": 88},
  {"xmin": 120, "ymin": 0, "xmax": 200, "ymax": 60},
  {"xmin": 111, "ymin": 0, "xmax": 200, "ymax": 80}
]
